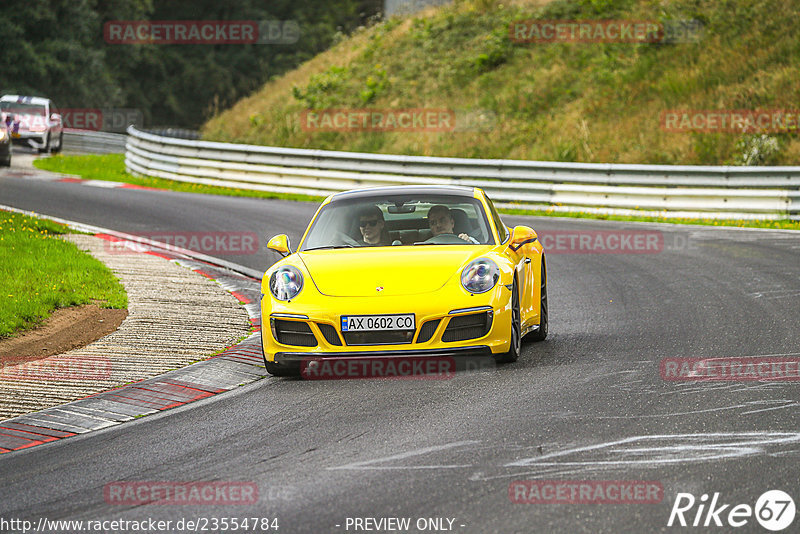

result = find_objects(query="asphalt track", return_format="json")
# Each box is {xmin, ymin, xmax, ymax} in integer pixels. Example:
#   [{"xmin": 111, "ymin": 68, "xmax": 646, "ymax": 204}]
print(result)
[{"xmin": 2, "ymin": 152, "xmax": 800, "ymax": 533}]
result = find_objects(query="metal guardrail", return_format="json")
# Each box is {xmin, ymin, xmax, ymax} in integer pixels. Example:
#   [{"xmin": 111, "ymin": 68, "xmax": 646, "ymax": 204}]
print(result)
[
  {"xmin": 126, "ymin": 126, "xmax": 800, "ymax": 220},
  {"xmin": 142, "ymin": 127, "xmax": 200, "ymax": 140},
  {"xmin": 63, "ymin": 129, "xmax": 127, "ymax": 154}
]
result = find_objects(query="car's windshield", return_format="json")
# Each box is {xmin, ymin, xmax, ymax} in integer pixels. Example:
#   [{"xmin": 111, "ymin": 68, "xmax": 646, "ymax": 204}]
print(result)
[
  {"xmin": 0, "ymin": 102, "xmax": 46, "ymax": 116},
  {"xmin": 300, "ymin": 194, "xmax": 494, "ymax": 250}
]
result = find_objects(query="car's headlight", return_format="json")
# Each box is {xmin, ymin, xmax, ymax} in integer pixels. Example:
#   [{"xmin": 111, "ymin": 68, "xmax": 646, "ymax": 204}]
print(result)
[
  {"xmin": 0, "ymin": 130, "xmax": 5, "ymax": 141},
  {"xmin": 269, "ymin": 266, "xmax": 304, "ymax": 301},
  {"xmin": 461, "ymin": 258, "xmax": 499, "ymax": 294}
]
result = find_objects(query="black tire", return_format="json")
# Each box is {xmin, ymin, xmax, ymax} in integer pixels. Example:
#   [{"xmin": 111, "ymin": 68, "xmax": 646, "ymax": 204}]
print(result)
[
  {"xmin": 261, "ymin": 333, "xmax": 300, "ymax": 377},
  {"xmin": 496, "ymin": 280, "xmax": 521, "ymax": 364},
  {"xmin": 38, "ymin": 133, "xmax": 51, "ymax": 154},
  {"xmin": 51, "ymin": 132, "xmax": 63, "ymax": 153},
  {"xmin": 1, "ymin": 153, "xmax": 10, "ymax": 167},
  {"xmin": 526, "ymin": 258, "xmax": 548, "ymax": 342}
]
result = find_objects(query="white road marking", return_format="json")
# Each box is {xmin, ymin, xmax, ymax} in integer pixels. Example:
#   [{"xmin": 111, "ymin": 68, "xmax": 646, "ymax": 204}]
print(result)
[
  {"xmin": 504, "ymin": 432, "xmax": 800, "ymax": 468},
  {"xmin": 740, "ymin": 401, "xmax": 799, "ymax": 415},
  {"xmin": 467, "ymin": 432, "xmax": 800, "ymax": 482},
  {"xmin": 328, "ymin": 440, "xmax": 480, "ymax": 471},
  {"xmin": 749, "ymin": 289, "xmax": 800, "ymax": 299},
  {"xmin": 521, "ymin": 399, "xmax": 795, "ymax": 420}
]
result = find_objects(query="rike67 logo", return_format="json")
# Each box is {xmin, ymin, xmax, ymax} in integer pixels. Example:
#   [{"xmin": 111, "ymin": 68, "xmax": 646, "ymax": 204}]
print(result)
[{"xmin": 668, "ymin": 490, "xmax": 796, "ymax": 531}]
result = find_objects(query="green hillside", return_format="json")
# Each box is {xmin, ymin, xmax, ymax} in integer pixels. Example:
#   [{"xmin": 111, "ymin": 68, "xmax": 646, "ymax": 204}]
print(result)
[{"xmin": 202, "ymin": 0, "xmax": 800, "ymax": 165}]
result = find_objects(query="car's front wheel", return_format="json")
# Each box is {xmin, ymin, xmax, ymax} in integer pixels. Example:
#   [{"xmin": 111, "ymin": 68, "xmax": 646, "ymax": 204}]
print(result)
[
  {"xmin": 51, "ymin": 132, "xmax": 63, "ymax": 153},
  {"xmin": 38, "ymin": 133, "xmax": 51, "ymax": 154},
  {"xmin": 496, "ymin": 280, "xmax": 521, "ymax": 364},
  {"xmin": 261, "ymin": 334, "xmax": 300, "ymax": 377},
  {"xmin": 265, "ymin": 360, "xmax": 299, "ymax": 377},
  {"xmin": 525, "ymin": 258, "xmax": 548, "ymax": 342}
]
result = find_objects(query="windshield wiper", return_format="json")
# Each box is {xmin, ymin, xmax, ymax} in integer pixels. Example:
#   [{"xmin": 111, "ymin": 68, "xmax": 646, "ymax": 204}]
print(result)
[{"xmin": 303, "ymin": 244, "xmax": 356, "ymax": 251}]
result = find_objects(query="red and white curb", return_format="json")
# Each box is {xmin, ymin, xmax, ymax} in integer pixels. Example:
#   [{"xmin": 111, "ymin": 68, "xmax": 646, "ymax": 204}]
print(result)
[
  {"xmin": 56, "ymin": 177, "xmax": 163, "ymax": 191},
  {"xmin": 0, "ymin": 206, "xmax": 266, "ymax": 454},
  {"xmin": 2, "ymin": 168, "xmax": 165, "ymax": 191}
]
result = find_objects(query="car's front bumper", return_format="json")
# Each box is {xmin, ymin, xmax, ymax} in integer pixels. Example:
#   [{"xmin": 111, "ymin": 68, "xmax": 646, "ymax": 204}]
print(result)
[
  {"xmin": 11, "ymin": 131, "xmax": 47, "ymax": 149},
  {"xmin": 261, "ymin": 286, "xmax": 514, "ymax": 363}
]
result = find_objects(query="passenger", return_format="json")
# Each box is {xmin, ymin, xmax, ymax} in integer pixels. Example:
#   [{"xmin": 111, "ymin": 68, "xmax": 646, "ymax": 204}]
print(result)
[
  {"xmin": 357, "ymin": 206, "xmax": 391, "ymax": 246},
  {"xmin": 427, "ymin": 205, "xmax": 478, "ymax": 243}
]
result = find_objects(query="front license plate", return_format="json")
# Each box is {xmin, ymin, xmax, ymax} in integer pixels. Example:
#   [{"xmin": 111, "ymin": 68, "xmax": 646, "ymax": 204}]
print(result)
[{"xmin": 341, "ymin": 314, "xmax": 415, "ymax": 332}]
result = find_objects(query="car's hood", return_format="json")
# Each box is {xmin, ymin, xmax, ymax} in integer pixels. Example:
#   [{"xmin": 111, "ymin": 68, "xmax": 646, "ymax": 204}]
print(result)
[{"xmin": 298, "ymin": 246, "xmax": 491, "ymax": 297}]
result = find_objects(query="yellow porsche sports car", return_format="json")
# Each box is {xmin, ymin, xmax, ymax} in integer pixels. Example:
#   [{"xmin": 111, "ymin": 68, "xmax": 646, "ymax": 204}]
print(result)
[{"xmin": 260, "ymin": 185, "xmax": 547, "ymax": 377}]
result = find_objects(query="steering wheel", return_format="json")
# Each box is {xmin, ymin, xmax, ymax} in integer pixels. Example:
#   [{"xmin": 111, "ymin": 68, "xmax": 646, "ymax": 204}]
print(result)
[{"xmin": 421, "ymin": 233, "xmax": 469, "ymax": 245}]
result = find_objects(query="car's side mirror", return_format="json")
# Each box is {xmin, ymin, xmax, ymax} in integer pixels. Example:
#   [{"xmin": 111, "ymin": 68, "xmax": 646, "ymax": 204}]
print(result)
[
  {"xmin": 509, "ymin": 226, "xmax": 538, "ymax": 252},
  {"xmin": 50, "ymin": 113, "xmax": 62, "ymax": 123},
  {"xmin": 267, "ymin": 234, "xmax": 291, "ymax": 257}
]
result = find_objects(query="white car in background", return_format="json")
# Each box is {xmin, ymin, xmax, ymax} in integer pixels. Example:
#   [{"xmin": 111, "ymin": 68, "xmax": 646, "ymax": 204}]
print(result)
[
  {"xmin": 0, "ymin": 95, "xmax": 63, "ymax": 153},
  {"xmin": 0, "ymin": 115, "xmax": 11, "ymax": 166}
]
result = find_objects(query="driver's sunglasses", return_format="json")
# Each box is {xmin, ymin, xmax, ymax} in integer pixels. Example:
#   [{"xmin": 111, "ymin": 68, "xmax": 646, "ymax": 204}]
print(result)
[{"xmin": 359, "ymin": 219, "xmax": 379, "ymax": 228}]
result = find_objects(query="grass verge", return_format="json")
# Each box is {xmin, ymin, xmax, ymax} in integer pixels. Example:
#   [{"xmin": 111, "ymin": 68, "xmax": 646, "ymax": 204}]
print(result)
[
  {"xmin": 33, "ymin": 154, "xmax": 800, "ymax": 231},
  {"xmin": 0, "ymin": 211, "xmax": 128, "ymax": 339},
  {"xmin": 202, "ymin": 0, "xmax": 800, "ymax": 166}
]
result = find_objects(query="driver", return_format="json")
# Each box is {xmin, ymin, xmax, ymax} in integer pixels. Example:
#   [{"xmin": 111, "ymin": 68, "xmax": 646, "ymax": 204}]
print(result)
[
  {"xmin": 357, "ymin": 205, "xmax": 391, "ymax": 246},
  {"xmin": 427, "ymin": 205, "xmax": 478, "ymax": 243}
]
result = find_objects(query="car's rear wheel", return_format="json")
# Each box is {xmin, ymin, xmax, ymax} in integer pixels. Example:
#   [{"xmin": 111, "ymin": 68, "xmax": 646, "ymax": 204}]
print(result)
[
  {"xmin": 525, "ymin": 258, "xmax": 548, "ymax": 342},
  {"xmin": 496, "ymin": 280, "xmax": 521, "ymax": 364}
]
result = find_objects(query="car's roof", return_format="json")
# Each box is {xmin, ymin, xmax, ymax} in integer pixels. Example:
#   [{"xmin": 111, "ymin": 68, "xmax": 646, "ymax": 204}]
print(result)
[
  {"xmin": 330, "ymin": 185, "xmax": 477, "ymax": 202},
  {"xmin": 0, "ymin": 95, "xmax": 51, "ymax": 106}
]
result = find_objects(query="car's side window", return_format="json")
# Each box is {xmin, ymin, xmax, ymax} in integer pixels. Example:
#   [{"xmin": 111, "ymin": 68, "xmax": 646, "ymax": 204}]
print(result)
[{"xmin": 486, "ymin": 196, "xmax": 508, "ymax": 243}]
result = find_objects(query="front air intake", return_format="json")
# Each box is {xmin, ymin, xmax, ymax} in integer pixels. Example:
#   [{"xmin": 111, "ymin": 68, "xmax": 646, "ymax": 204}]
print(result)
[
  {"xmin": 272, "ymin": 319, "xmax": 318, "ymax": 347},
  {"xmin": 416, "ymin": 319, "xmax": 441, "ymax": 343},
  {"xmin": 442, "ymin": 312, "xmax": 492, "ymax": 342},
  {"xmin": 316, "ymin": 323, "xmax": 342, "ymax": 346}
]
